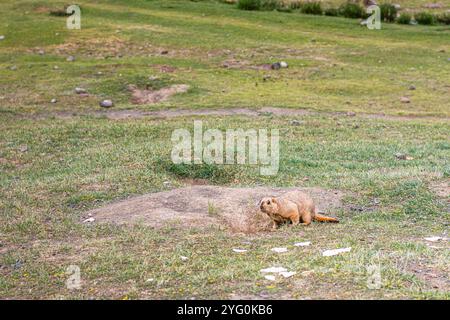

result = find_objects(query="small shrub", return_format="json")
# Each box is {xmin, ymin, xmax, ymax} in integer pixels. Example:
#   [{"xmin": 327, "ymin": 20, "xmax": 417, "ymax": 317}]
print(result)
[
  {"xmin": 436, "ymin": 12, "xmax": 450, "ymax": 25},
  {"xmin": 338, "ymin": 2, "xmax": 364, "ymax": 19},
  {"xmin": 301, "ymin": 2, "xmax": 323, "ymax": 15},
  {"xmin": 396, "ymin": 12, "xmax": 412, "ymax": 24},
  {"xmin": 324, "ymin": 7, "xmax": 339, "ymax": 17},
  {"xmin": 379, "ymin": 3, "xmax": 397, "ymax": 22},
  {"xmin": 261, "ymin": 0, "xmax": 280, "ymax": 10},
  {"xmin": 415, "ymin": 11, "xmax": 436, "ymax": 25},
  {"xmin": 288, "ymin": 0, "xmax": 302, "ymax": 10},
  {"xmin": 237, "ymin": 0, "xmax": 261, "ymax": 10}
]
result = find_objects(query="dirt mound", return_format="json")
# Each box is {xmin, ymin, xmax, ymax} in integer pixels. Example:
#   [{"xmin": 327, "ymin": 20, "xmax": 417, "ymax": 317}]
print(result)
[
  {"xmin": 85, "ymin": 186, "xmax": 344, "ymax": 233},
  {"xmin": 128, "ymin": 84, "xmax": 189, "ymax": 104}
]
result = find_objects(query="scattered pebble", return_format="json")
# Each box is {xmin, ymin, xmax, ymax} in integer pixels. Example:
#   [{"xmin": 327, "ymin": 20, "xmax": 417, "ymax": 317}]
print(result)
[
  {"xmin": 260, "ymin": 267, "xmax": 287, "ymax": 273},
  {"xmin": 395, "ymin": 153, "xmax": 414, "ymax": 161},
  {"xmin": 264, "ymin": 275, "xmax": 276, "ymax": 281},
  {"xmin": 18, "ymin": 145, "xmax": 28, "ymax": 152},
  {"xmin": 322, "ymin": 247, "xmax": 351, "ymax": 257},
  {"xmin": 232, "ymin": 249, "xmax": 247, "ymax": 253},
  {"xmin": 408, "ymin": 85, "xmax": 416, "ymax": 90},
  {"xmin": 146, "ymin": 278, "xmax": 155, "ymax": 282},
  {"xmin": 53, "ymin": 66, "xmax": 59, "ymax": 70},
  {"xmin": 279, "ymin": 271, "xmax": 296, "ymax": 278},
  {"xmin": 0, "ymin": 35, "xmax": 4, "ymax": 40},
  {"xmin": 271, "ymin": 62, "xmax": 281, "ymax": 70},
  {"xmin": 99, "ymin": 99, "xmax": 114, "ymax": 108},
  {"xmin": 400, "ymin": 96, "xmax": 410, "ymax": 103},
  {"xmin": 51, "ymin": 98, "xmax": 57, "ymax": 103},
  {"xmin": 280, "ymin": 61, "xmax": 288, "ymax": 68},
  {"xmin": 424, "ymin": 236, "xmax": 448, "ymax": 242},
  {"xmin": 66, "ymin": 55, "xmax": 75, "ymax": 62},
  {"xmin": 180, "ymin": 256, "xmax": 188, "ymax": 261},
  {"xmin": 290, "ymin": 120, "xmax": 303, "ymax": 126},
  {"xmin": 271, "ymin": 247, "xmax": 288, "ymax": 253},
  {"xmin": 83, "ymin": 217, "xmax": 95, "ymax": 223},
  {"xmin": 346, "ymin": 111, "xmax": 356, "ymax": 117},
  {"xmin": 294, "ymin": 241, "xmax": 311, "ymax": 247},
  {"xmin": 38, "ymin": 49, "xmax": 45, "ymax": 55},
  {"xmin": 75, "ymin": 87, "xmax": 87, "ymax": 94},
  {"xmin": 10, "ymin": 65, "xmax": 17, "ymax": 71},
  {"xmin": 12, "ymin": 260, "xmax": 23, "ymax": 270}
]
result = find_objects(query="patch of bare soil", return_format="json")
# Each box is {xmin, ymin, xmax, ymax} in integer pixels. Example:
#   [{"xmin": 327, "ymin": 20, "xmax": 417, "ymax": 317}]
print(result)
[
  {"xmin": 430, "ymin": 179, "xmax": 450, "ymax": 199},
  {"xmin": 407, "ymin": 261, "xmax": 450, "ymax": 292},
  {"xmin": 221, "ymin": 60, "xmax": 272, "ymax": 71},
  {"xmin": 85, "ymin": 186, "xmax": 344, "ymax": 233},
  {"xmin": 128, "ymin": 84, "xmax": 189, "ymax": 105}
]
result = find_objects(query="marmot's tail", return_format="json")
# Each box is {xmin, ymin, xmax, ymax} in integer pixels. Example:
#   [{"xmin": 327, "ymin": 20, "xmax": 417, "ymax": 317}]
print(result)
[{"xmin": 314, "ymin": 213, "xmax": 339, "ymax": 223}]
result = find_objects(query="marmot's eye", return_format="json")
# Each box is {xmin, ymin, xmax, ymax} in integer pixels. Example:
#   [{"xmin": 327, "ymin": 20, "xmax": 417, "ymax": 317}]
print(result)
[{"xmin": 267, "ymin": 200, "xmax": 270, "ymax": 205}]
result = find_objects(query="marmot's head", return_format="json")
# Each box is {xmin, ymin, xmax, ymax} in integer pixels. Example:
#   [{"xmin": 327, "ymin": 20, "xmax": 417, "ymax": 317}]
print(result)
[{"xmin": 259, "ymin": 197, "xmax": 279, "ymax": 215}]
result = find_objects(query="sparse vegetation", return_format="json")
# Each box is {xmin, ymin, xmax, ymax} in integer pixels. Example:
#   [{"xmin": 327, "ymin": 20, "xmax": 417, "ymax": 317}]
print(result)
[
  {"xmin": 397, "ymin": 12, "xmax": 412, "ymax": 25},
  {"xmin": 0, "ymin": 0, "xmax": 449, "ymax": 300},
  {"xmin": 338, "ymin": 2, "xmax": 365, "ymax": 19},
  {"xmin": 300, "ymin": 1, "xmax": 323, "ymax": 15},
  {"xmin": 415, "ymin": 11, "xmax": 436, "ymax": 25},
  {"xmin": 379, "ymin": 3, "xmax": 398, "ymax": 22}
]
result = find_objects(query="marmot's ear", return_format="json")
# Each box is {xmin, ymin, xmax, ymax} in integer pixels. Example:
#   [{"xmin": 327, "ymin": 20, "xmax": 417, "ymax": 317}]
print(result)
[{"xmin": 271, "ymin": 197, "xmax": 277, "ymax": 203}]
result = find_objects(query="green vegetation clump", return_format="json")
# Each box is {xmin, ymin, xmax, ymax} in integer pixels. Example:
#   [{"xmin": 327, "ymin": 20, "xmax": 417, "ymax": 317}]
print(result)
[
  {"xmin": 379, "ymin": 3, "xmax": 398, "ymax": 22},
  {"xmin": 415, "ymin": 11, "xmax": 436, "ymax": 25},
  {"xmin": 237, "ymin": 0, "xmax": 261, "ymax": 10},
  {"xmin": 436, "ymin": 12, "xmax": 450, "ymax": 25},
  {"xmin": 300, "ymin": 2, "xmax": 323, "ymax": 15},
  {"xmin": 338, "ymin": 2, "xmax": 364, "ymax": 19},
  {"xmin": 324, "ymin": 7, "xmax": 339, "ymax": 16},
  {"xmin": 396, "ymin": 12, "xmax": 412, "ymax": 24}
]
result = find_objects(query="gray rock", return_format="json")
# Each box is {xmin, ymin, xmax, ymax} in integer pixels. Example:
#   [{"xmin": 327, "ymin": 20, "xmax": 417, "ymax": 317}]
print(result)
[
  {"xmin": 51, "ymin": 98, "xmax": 57, "ymax": 103},
  {"xmin": 280, "ymin": 61, "xmax": 288, "ymax": 68},
  {"xmin": 75, "ymin": 87, "xmax": 87, "ymax": 94},
  {"xmin": 400, "ymin": 96, "xmax": 410, "ymax": 103},
  {"xmin": 0, "ymin": 35, "xmax": 5, "ymax": 40},
  {"xmin": 346, "ymin": 111, "xmax": 356, "ymax": 117},
  {"xmin": 66, "ymin": 55, "xmax": 75, "ymax": 62},
  {"xmin": 38, "ymin": 49, "xmax": 45, "ymax": 55},
  {"xmin": 409, "ymin": 85, "xmax": 416, "ymax": 90},
  {"xmin": 290, "ymin": 120, "xmax": 303, "ymax": 126},
  {"xmin": 10, "ymin": 65, "xmax": 17, "ymax": 71},
  {"xmin": 99, "ymin": 99, "xmax": 114, "ymax": 108},
  {"xmin": 53, "ymin": 65, "xmax": 59, "ymax": 70},
  {"xmin": 271, "ymin": 62, "xmax": 281, "ymax": 70}
]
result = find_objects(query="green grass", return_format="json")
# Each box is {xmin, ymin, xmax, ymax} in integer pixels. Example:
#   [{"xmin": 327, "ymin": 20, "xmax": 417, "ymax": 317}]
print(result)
[{"xmin": 0, "ymin": 0, "xmax": 449, "ymax": 299}]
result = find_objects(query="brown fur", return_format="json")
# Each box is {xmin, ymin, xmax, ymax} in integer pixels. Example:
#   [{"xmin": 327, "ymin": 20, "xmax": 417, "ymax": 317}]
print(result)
[{"xmin": 259, "ymin": 191, "xmax": 339, "ymax": 228}]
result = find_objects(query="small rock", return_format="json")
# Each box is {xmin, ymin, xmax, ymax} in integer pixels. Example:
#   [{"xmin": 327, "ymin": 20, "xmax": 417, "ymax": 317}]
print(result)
[
  {"xmin": 53, "ymin": 66, "xmax": 59, "ymax": 70},
  {"xmin": 280, "ymin": 61, "xmax": 288, "ymax": 68},
  {"xmin": 264, "ymin": 275, "xmax": 276, "ymax": 281},
  {"xmin": 395, "ymin": 153, "xmax": 413, "ymax": 160},
  {"xmin": 271, "ymin": 247, "xmax": 288, "ymax": 253},
  {"xmin": 346, "ymin": 111, "xmax": 356, "ymax": 117},
  {"xmin": 148, "ymin": 76, "xmax": 159, "ymax": 81},
  {"xmin": 99, "ymin": 99, "xmax": 114, "ymax": 108},
  {"xmin": 18, "ymin": 145, "xmax": 28, "ymax": 152},
  {"xmin": 232, "ymin": 249, "xmax": 248, "ymax": 253},
  {"xmin": 66, "ymin": 55, "xmax": 75, "ymax": 62},
  {"xmin": 400, "ymin": 96, "xmax": 410, "ymax": 103},
  {"xmin": 0, "ymin": 35, "xmax": 5, "ymax": 40},
  {"xmin": 322, "ymin": 247, "xmax": 351, "ymax": 257},
  {"xmin": 393, "ymin": 4, "xmax": 401, "ymax": 9},
  {"xmin": 160, "ymin": 50, "xmax": 169, "ymax": 55},
  {"xmin": 146, "ymin": 278, "xmax": 155, "ymax": 283},
  {"xmin": 75, "ymin": 87, "xmax": 87, "ymax": 94},
  {"xmin": 271, "ymin": 62, "xmax": 281, "ymax": 70},
  {"xmin": 280, "ymin": 271, "xmax": 296, "ymax": 278},
  {"xmin": 408, "ymin": 85, "xmax": 416, "ymax": 90},
  {"xmin": 290, "ymin": 120, "xmax": 302, "ymax": 126},
  {"xmin": 83, "ymin": 217, "xmax": 95, "ymax": 223},
  {"xmin": 260, "ymin": 267, "xmax": 287, "ymax": 273},
  {"xmin": 294, "ymin": 241, "xmax": 311, "ymax": 247},
  {"xmin": 180, "ymin": 256, "xmax": 188, "ymax": 261},
  {"xmin": 12, "ymin": 260, "xmax": 23, "ymax": 270},
  {"xmin": 38, "ymin": 49, "xmax": 45, "ymax": 55},
  {"xmin": 10, "ymin": 65, "xmax": 17, "ymax": 71},
  {"xmin": 424, "ymin": 236, "xmax": 448, "ymax": 242},
  {"xmin": 50, "ymin": 98, "xmax": 57, "ymax": 103}
]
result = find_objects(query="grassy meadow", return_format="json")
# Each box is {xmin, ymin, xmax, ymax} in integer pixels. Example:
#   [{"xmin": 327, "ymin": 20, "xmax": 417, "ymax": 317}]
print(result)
[{"xmin": 0, "ymin": 0, "xmax": 449, "ymax": 299}]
